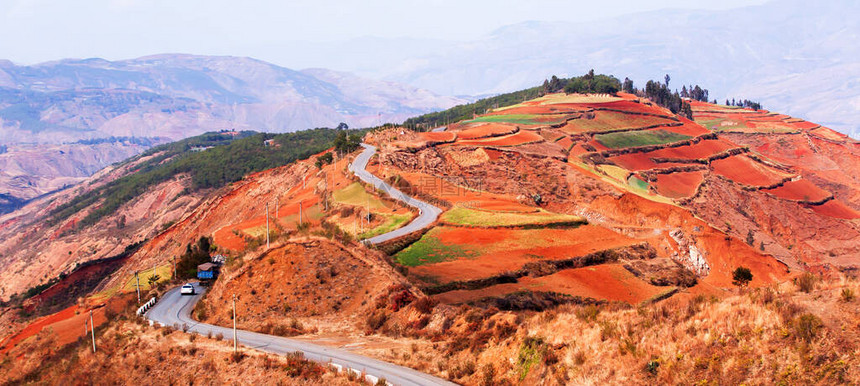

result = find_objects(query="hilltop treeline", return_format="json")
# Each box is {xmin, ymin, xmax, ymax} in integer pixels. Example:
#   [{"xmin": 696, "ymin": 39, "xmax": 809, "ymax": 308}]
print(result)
[
  {"xmin": 50, "ymin": 128, "xmax": 359, "ymax": 229},
  {"xmin": 644, "ymin": 80, "xmax": 694, "ymax": 119},
  {"xmin": 402, "ymin": 86, "xmax": 544, "ymax": 131},
  {"xmin": 542, "ymin": 70, "xmax": 622, "ymax": 95},
  {"xmin": 726, "ymin": 98, "xmax": 762, "ymax": 111}
]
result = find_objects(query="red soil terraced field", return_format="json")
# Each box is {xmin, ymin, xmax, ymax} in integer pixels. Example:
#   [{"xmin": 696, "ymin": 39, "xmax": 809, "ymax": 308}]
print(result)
[
  {"xmin": 810, "ymin": 127, "xmax": 849, "ymax": 141},
  {"xmin": 455, "ymin": 130, "xmax": 543, "ymax": 147},
  {"xmin": 578, "ymin": 100, "xmax": 667, "ymax": 115},
  {"xmin": 663, "ymin": 121, "xmax": 711, "ymax": 137},
  {"xmin": 456, "ymin": 123, "xmax": 518, "ymax": 140},
  {"xmin": 653, "ymin": 171, "xmax": 706, "ymax": 199},
  {"xmin": 809, "ymin": 200, "xmax": 860, "ymax": 219},
  {"xmin": 488, "ymin": 105, "xmax": 585, "ymax": 115},
  {"xmin": 763, "ymin": 179, "xmax": 831, "ymax": 202},
  {"xmin": 607, "ymin": 153, "xmax": 691, "ymax": 172},
  {"xmin": 416, "ymin": 131, "xmax": 456, "ymax": 142},
  {"xmin": 557, "ymin": 137, "xmax": 574, "ymax": 151},
  {"xmin": 788, "ymin": 120, "xmax": 821, "ymax": 131},
  {"xmin": 710, "ymin": 155, "xmax": 793, "ymax": 187},
  {"xmin": 560, "ymin": 110, "xmax": 676, "ymax": 134},
  {"xmin": 646, "ymin": 139, "xmax": 735, "ymax": 160},
  {"xmin": 432, "ymin": 264, "xmax": 668, "ymax": 305},
  {"xmin": 393, "ymin": 171, "xmax": 534, "ymax": 212},
  {"xmin": 405, "ymin": 225, "xmax": 639, "ymax": 285}
]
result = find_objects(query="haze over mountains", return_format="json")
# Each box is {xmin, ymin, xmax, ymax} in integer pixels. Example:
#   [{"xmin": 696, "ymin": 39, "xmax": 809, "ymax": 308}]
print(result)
[
  {"xmin": 0, "ymin": 54, "xmax": 464, "ymax": 144},
  {"xmin": 282, "ymin": 0, "xmax": 859, "ymax": 138},
  {"xmin": 0, "ymin": 55, "xmax": 464, "ymax": 209}
]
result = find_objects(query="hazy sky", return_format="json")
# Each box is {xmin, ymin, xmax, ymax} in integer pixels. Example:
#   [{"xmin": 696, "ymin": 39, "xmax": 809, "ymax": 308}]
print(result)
[{"xmin": 1, "ymin": 0, "xmax": 767, "ymax": 67}]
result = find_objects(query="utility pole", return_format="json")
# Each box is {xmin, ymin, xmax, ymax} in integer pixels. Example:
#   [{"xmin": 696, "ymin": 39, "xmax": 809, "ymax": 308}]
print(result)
[
  {"xmin": 232, "ymin": 294, "xmax": 237, "ymax": 353},
  {"xmin": 172, "ymin": 257, "xmax": 176, "ymax": 280},
  {"xmin": 135, "ymin": 271, "xmax": 140, "ymax": 304},
  {"xmin": 90, "ymin": 310, "xmax": 96, "ymax": 353},
  {"xmin": 265, "ymin": 202, "xmax": 270, "ymax": 250}
]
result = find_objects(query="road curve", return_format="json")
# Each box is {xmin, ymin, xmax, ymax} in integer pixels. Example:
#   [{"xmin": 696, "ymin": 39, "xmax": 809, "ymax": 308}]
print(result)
[
  {"xmin": 146, "ymin": 284, "xmax": 455, "ymax": 386},
  {"xmin": 349, "ymin": 144, "xmax": 442, "ymax": 244}
]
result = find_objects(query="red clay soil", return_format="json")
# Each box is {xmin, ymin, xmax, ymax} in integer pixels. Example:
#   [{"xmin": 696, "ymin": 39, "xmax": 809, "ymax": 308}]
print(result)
[
  {"xmin": 394, "ymin": 171, "xmax": 533, "ymax": 212},
  {"xmin": 585, "ymin": 139, "xmax": 610, "ymax": 152},
  {"xmin": 653, "ymin": 171, "xmax": 706, "ymax": 199},
  {"xmin": 519, "ymin": 264, "xmax": 667, "ymax": 303},
  {"xmin": 763, "ymin": 179, "xmax": 831, "ymax": 202},
  {"xmin": 486, "ymin": 105, "xmax": 584, "ymax": 115},
  {"xmin": 456, "ymin": 123, "xmax": 518, "ymax": 140},
  {"xmin": 646, "ymin": 139, "xmax": 735, "ymax": 160},
  {"xmin": 0, "ymin": 303, "xmax": 113, "ymax": 355},
  {"xmin": 789, "ymin": 120, "xmax": 821, "ymax": 130},
  {"xmin": 580, "ymin": 100, "xmax": 668, "ymax": 115},
  {"xmin": 557, "ymin": 137, "xmax": 574, "ymax": 151},
  {"xmin": 213, "ymin": 176, "xmax": 323, "ymax": 252},
  {"xmin": 607, "ymin": 153, "xmax": 689, "ymax": 172},
  {"xmin": 417, "ymin": 131, "xmax": 457, "ymax": 142},
  {"xmin": 581, "ymin": 192, "xmax": 789, "ymax": 288},
  {"xmin": 809, "ymin": 200, "xmax": 860, "ymax": 219},
  {"xmin": 662, "ymin": 122, "xmax": 710, "ymax": 137},
  {"xmin": 810, "ymin": 127, "xmax": 850, "ymax": 141},
  {"xmin": 483, "ymin": 148, "xmax": 504, "ymax": 161},
  {"xmin": 710, "ymin": 155, "xmax": 792, "ymax": 187},
  {"xmin": 560, "ymin": 110, "xmax": 676, "ymax": 134},
  {"xmin": 432, "ymin": 264, "xmax": 666, "ymax": 305},
  {"xmin": 456, "ymin": 130, "xmax": 544, "ymax": 147},
  {"xmin": 408, "ymin": 226, "xmax": 639, "ymax": 285}
]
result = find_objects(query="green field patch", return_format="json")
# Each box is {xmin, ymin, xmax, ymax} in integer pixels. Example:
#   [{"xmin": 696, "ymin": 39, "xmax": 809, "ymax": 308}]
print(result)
[
  {"xmin": 395, "ymin": 228, "xmax": 477, "ymax": 266},
  {"xmin": 332, "ymin": 182, "xmax": 390, "ymax": 210},
  {"xmin": 360, "ymin": 213, "xmax": 413, "ymax": 239},
  {"xmin": 441, "ymin": 206, "xmax": 585, "ymax": 228},
  {"xmin": 597, "ymin": 164, "xmax": 630, "ymax": 182},
  {"xmin": 465, "ymin": 114, "xmax": 569, "ymax": 126},
  {"xmin": 628, "ymin": 175, "xmax": 650, "ymax": 191},
  {"xmin": 595, "ymin": 129, "xmax": 691, "ymax": 149}
]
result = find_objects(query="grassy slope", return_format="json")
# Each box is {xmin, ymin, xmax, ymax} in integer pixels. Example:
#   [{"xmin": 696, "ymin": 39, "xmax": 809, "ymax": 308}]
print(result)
[
  {"xmin": 596, "ymin": 129, "xmax": 691, "ymax": 149},
  {"xmin": 440, "ymin": 207, "xmax": 585, "ymax": 228}
]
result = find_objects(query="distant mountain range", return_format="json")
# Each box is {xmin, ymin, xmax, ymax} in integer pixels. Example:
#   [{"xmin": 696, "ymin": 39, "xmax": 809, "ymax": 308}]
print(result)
[
  {"xmin": 280, "ymin": 0, "xmax": 858, "ymax": 138},
  {"xmin": 0, "ymin": 54, "xmax": 465, "ymax": 208},
  {"xmin": 0, "ymin": 54, "xmax": 466, "ymax": 144}
]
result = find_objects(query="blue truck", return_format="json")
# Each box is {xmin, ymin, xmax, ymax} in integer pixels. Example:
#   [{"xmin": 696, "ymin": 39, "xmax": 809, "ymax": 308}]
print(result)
[{"xmin": 197, "ymin": 262, "xmax": 219, "ymax": 281}]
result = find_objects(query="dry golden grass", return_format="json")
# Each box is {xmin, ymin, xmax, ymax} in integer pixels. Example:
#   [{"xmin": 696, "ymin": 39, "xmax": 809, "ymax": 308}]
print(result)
[
  {"xmin": 361, "ymin": 273, "xmax": 859, "ymax": 385},
  {"xmin": 0, "ymin": 317, "xmax": 364, "ymax": 385}
]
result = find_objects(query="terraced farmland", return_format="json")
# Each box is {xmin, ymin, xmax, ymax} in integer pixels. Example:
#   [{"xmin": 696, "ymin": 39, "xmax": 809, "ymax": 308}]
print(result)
[
  {"xmin": 595, "ymin": 128, "xmax": 692, "ymax": 149},
  {"xmin": 440, "ymin": 206, "xmax": 585, "ymax": 228}
]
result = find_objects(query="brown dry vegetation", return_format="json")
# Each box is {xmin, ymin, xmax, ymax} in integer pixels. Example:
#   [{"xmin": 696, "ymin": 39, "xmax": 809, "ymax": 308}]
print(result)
[
  {"xmin": 0, "ymin": 316, "xmax": 363, "ymax": 385},
  {"xmin": 361, "ymin": 273, "xmax": 859, "ymax": 385}
]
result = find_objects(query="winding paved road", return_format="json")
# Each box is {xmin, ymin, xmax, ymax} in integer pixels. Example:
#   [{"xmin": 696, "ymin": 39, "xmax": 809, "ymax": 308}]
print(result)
[
  {"xmin": 349, "ymin": 143, "xmax": 442, "ymax": 244},
  {"xmin": 146, "ymin": 284, "xmax": 455, "ymax": 386},
  {"xmin": 146, "ymin": 144, "xmax": 450, "ymax": 385}
]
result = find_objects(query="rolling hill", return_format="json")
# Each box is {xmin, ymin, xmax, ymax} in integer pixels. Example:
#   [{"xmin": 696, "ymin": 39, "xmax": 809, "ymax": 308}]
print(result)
[{"xmin": 1, "ymin": 76, "xmax": 858, "ymax": 384}]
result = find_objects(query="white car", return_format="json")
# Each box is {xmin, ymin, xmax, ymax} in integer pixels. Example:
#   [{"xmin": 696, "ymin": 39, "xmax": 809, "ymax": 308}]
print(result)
[{"xmin": 180, "ymin": 283, "xmax": 195, "ymax": 295}]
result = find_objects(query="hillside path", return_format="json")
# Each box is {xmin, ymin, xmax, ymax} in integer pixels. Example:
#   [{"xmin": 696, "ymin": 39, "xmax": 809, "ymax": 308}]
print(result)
[
  {"xmin": 349, "ymin": 143, "xmax": 442, "ymax": 244},
  {"xmin": 146, "ymin": 284, "xmax": 455, "ymax": 386}
]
